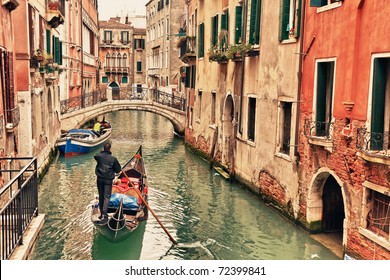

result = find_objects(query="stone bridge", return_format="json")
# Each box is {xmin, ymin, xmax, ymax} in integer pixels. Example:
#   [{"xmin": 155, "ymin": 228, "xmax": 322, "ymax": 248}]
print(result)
[{"xmin": 60, "ymin": 95, "xmax": 187, "ymax": 136}]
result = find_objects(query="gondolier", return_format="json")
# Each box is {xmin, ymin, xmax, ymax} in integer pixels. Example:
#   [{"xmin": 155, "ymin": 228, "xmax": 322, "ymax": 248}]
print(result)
[{"xmin": 94, "ymin": 142, "xmax": 121, "ymax": 225}]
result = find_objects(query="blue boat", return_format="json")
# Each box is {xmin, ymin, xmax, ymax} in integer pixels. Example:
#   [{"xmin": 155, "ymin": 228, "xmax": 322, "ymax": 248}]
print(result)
[{"xmin": 56, "ymin": 127, "xmax": 112, "ymax": 157}]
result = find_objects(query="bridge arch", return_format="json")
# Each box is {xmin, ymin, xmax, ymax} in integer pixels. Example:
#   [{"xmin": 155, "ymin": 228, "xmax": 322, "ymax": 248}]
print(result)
[{"xmin": 60, "ymin": 100, "xmax": 186, "ymax": 136}]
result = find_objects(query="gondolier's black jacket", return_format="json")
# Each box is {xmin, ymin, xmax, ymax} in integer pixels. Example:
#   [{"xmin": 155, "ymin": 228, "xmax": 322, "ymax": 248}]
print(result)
[{"xmin": 94, "ymin": 151, "xmax": 121, "ymax": 180}]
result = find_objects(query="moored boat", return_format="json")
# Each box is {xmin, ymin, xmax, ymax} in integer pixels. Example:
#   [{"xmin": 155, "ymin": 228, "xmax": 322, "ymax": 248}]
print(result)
[
  {"xmin": 56, "ymin": 124, "xmax": 112, "ymax": 157},
  {"xmin": 91, "ymin": 145, "xmax": 149, "ymax": 242}
]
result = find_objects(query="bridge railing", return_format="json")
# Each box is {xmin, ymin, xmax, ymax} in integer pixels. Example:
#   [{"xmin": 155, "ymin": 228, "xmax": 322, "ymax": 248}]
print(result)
[
  {"xmin": 60, "ymin": 90, "xmax": 106, "ymax": 114},
  {"xmin": 114, "ymin": 87, "xmax": 149, "ymax": 101},
  {"xmin": 150, "ymin": 89, "xmax": 186, "ymax": 111},
  {"xmin": 0, "ymin": 157, "xmax": 38, "ymax": 260}
]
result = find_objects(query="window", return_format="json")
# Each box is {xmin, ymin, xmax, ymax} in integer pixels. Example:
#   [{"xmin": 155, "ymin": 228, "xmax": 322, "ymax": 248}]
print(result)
[
  {"xmin": 122, "ymin": 76, "xmax": 128, "ymax": 83},
  {"xmin": 361, "ymin": 181, "xmax": 390, "ymax": 245},
  {"xmin": 102, "ymin": 76, "xmax": 108, "ymax": 83},
  {"xmin": 248, "ymin": 97, "xmax": 256, "ymax": 141},
  {"xmin": 104, "ymin": 31, "xmax": 112, "ymax": 44},
  {"xmin": 166, "ymin": 18, "xmax": 169, "ymax": 40},
  {"xmin": 121, "ymin": 31, "xmax": 129, "ymax": 44},
  {"xmin": 279, "ymin": 102, "xmax": 292, "ymax": 155},
  {"xmin": 166, "ymin": 76, "xmax": 169, "ymax": 87},
  {"xmin": 191, "ymin": 65, "xmax": 196, "ymax": 89},
  {"xmin": 370, "ymin": 57, "xmax": 390, "ymax": 150},
  {"xmin": 235, "ymin": 6, "xmax": 243, "ymax": 44},
  {"xmin": 136, "ymin": 61, "xmax": 142, "ymax": 72},
  {"xmin": 220, "ymin": 10, "xmax": 229, "ymax": 50},
  {"xmin": 211, "ymin": 14, "xmax": 219, "ymax": 48},
  {"xmin": 134, "ymin": 39, "xmax": 145, "ymax": 49},
  {"xmin": 280, "ymin": 0, "xmax": 301, "ymax": 40},
  {"xmin": 137, "ymin": 84, "xmax": 143, "ymax": 93},
  {"xmin": 197, "ymin": 91, "xmax": 203, "ymax": 119},
  {"xmin": 198, "ymin": 23, "xmax": 204, "ymax": 58},
  {"xmin": 315, "ymin": 60, "xmax": 335, "ymax": 137},
  {"xmin": 249, "ymin": 0, "xmax": 261, "ymax": 45},
  {"xmin": 211, "ymin": 92, "xmax": 216, "ymax": 124},
  {"xmin": 310, "ymin": 0, "xmax": 342, "ymax": 7}
]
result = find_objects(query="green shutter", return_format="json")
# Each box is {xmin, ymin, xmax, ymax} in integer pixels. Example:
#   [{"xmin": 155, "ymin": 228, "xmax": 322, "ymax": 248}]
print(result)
[
  {"xmin": 122, "ymin": 76, "xmax": 128, "ymax": 83},
  {"xmin": 191, "ymin": 65, "xmax": 196, "ymax": 89},
  {"xmin": 316, "ymin": 63, "xmax": 327, "ymax": 136},
  {"xmin": 55, "ymin": 37, "xmax": 60, "ymax": 64},
  {"xmin": 59, "ymin": 41, "xmax": 63, "ymax": 65},
  {"xmin": 280, "ymin": 0, "xmax": 290, "ymax": 41},
  {"xmin": 310, "ymin": 0, "xmax": 326, "ymax": 7},
  {"xmin": 371, "ymin": 58, "xmax": 387, "ymax": 150},
  {"xmin": 46, "ymin": 30, "xmax": 51, "ymax": 54},
  {"xmin": 141, "ymin": 39, "xmax": 145, "ymax": 49},
  {"xmin": 221, "ymin": 13, "xmax": 229, "ymax": 49},
  {"xmin": 198, "ymin": 23, "xmax": 204, "ymax": 58},
  {"xmin": 235, "ymin": 6, "xmax": 243, "ymax": 44},
  {"xmin": 249, "ymin": 0, "xmax": 261, "ymax": 44},
  {"xmin": 137, "ymin": 61, "xmax": 142, "ymax": 72},
  {"xmin": 295, "ymin": 0, "xmax": 302, "ymax": 38},
  {"xmin": 102, "ymin": 76, "xmax": 108, "ymax": 83},
  {"xmin": 134, "ymin": 39, "xmax": 137, "ymax": 49},
  {"xmin": 185, "ymin": 66, "xmax": 190, "ymax": 87},
  {"xmin": 211, "ymin": 15, "xmax": 219, "ymax": 48}
]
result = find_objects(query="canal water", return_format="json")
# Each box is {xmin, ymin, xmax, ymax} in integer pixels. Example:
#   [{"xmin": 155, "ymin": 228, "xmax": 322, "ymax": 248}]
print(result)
[{"xmin": 30, "ymin": 110, "xmax": 339, "ymax": 260}]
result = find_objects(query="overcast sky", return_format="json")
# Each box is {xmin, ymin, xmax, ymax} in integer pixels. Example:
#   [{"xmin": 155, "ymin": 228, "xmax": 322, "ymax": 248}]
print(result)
[{"xmin": 98, "ymin": 0, "xmax": 148, "ymax": 20}]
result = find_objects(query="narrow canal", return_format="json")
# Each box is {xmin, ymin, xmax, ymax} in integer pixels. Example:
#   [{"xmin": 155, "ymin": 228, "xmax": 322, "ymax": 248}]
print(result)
[{"xmin": 30, "ymin": 110, "xmax": 339, "ymax": 260}]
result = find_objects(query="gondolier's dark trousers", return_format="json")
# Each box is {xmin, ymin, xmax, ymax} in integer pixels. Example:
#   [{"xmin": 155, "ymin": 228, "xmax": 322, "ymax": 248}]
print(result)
[{"xmin": 96, "ymin": 177, "xmax": 113, "ymax": 219}]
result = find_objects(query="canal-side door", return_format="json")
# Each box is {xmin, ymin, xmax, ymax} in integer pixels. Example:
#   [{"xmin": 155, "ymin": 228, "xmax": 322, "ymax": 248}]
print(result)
[
  {"xmin": 322, "ymin": 175, "xmax": 345, "ymax": 232},
  {"xmin": 223, "ymin": 95, "xmax": 234, "ymax": 171},
  {"xmin": 109, "ymin": 81, "xmax": 120, "ymax": 100}
]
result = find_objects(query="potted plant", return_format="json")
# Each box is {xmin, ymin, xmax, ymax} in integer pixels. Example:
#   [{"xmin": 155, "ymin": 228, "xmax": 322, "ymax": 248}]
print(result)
[
  {"xmin": 226, "ymin": 43, "xmax": 253, "ymax": 60},
  {"xmin": 208, "ymin": 47, "xmax": 228, "ymax": 63}
]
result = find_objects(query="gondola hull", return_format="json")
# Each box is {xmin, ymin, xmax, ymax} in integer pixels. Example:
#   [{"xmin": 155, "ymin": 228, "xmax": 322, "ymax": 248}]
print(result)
[{"xmin": 91, "ymin": 145, "xmax": 149, "ymax": 242}]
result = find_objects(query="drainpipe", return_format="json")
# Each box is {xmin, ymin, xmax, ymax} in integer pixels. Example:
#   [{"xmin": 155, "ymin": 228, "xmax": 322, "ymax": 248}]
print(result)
[
  {"xmin": 238, "ymin": 0, "xmax": 248, "ymax": 136},
  {"xmin": 294, "ymin": 0, "xmax": 306, "ymax": 163},
  {"xmin": 80, "ymin": 0, "xmax": 84, "ymax": 107}
]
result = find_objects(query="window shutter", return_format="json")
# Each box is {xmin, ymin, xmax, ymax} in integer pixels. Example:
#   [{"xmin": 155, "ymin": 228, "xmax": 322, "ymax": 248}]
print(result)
[
  {"xmin": 191, "ymin": 65, "xmax": 196, "ymax": 89},
  {"xmin": 134, "ymin": 39, "xmax": 137, "ymax": 49},
  {"xmin": 221, "ymin": 14, "xmax": 227, "ymax": 31},
  {"xmin": 235, "ymin": 6, "xmax": 243, "ymax": 44},
  {"xmin": 211, "ymin": 15, "xmax": 219, "ymax": 48},
  {"xmin": 280, "ymin": 0, "xmax": 290, "ymax": 41},
  {"xmin": 185, "ymin": 66, "xmax": 190, "ymax": 88},
  {"xmin": 55, "ymin": 37, "xmax": 60, "ymax": 64},
  {"xmin": 249, "ymin": 0, "xmax": 261, "ymax": 44},
  {"xmin": 295, "ymin": 0, "xmax": 302, "ymax": 39},
  {"xmin": 59, "ymin": 41, "xmax": 63, "ymax": 65},
  {"xmin": 316, "ymin": 63, "xmax": 327, "ymax": 129},
  {"xmin": 310, "ymin": 0, "xmax": 325, "ymax": 7},
  {"xmin": 46, "ymin": 30, "xmax": 51, "ymax": 54},
  {"xmin": 371, "ymin": 58, "xmax": 386, "ymax": 150},
  {"xmin": 141, "ymin": 39, "xmax": 145, "ymax": 49},
  {"xmin": 198, "ymin": 23, "xmax": 204, "ymax": 58},
  {"xmin": 137, "ymin": 61, "xmax": 142, "ymax": 72}
]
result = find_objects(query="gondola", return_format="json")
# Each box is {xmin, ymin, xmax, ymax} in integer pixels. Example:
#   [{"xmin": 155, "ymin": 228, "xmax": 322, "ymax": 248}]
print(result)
[
  {"xmin": 91, "ymin": 145, "xmax": 149, "ymax": 242},
  {"xmin": 56, "ymin": 122, "xmax": 112, "ymax": 157}
]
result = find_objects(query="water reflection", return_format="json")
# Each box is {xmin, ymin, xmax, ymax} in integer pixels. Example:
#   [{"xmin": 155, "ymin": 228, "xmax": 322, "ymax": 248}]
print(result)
[{"xmin": 30, "ymin": 110, "xmax": 339, "ymax": 260}]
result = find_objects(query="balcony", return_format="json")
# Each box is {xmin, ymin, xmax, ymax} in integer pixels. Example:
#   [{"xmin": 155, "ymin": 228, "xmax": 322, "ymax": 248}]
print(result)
[
  {"xmin": 304, "ymin": 118, "xmax": 334, "ymax": 151},
  {"xmin": 103, "ymin": 40, "xmax": 113, "ymax": 45},
  {"xmin": 178, "ymin": 36, "xmax": 197, "ymax": 64},
  {"xmin": 147, "ymin": 68, "xmax": 160, "ymax": 77},
  {"xmin": 104, "ymin": 67, "xmax": 129, "ymax": 74},
  {"xmin": 46, "ymin": 0, "xmax": 65, "ymax": 28},
  {"xmin": 356, "ymin": 128, "xmax": 390, "ymax": 165},
  {"xmin": 5, "ymin": 107, "xmax": 20, "ymax": 132}
]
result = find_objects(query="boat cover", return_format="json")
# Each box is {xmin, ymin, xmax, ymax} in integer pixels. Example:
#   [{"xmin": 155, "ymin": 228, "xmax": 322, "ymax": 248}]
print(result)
[{"xmin": 109, "ymin": 193, "xmax": 139, "ymax": 209}]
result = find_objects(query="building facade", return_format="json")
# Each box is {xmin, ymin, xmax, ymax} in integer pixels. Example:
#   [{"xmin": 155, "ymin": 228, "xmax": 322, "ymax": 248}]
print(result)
[
  {"xmin": 299, "ymin": 0, "xmax": 390, "ymax": 260},
  {"xmin": 99, "ymin": 17, "xmax": 146, "ymax": 96},
  {"xmin": 146, "ymin": 0, "xmax": 184, "ymax": 93},
  {"xmin": 183, "ymin": 0, "xmax": 303, "ymax": 225}
]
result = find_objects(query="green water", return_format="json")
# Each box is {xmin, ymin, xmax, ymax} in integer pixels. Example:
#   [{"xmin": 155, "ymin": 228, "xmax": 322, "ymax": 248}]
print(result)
[{"xmin": 29, "ymin": 110, "xmax": 339, "ymax": 260}]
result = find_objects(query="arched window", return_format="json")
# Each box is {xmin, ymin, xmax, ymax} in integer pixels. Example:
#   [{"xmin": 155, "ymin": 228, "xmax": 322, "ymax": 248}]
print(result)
[
  {"xmin": 123, "ymin": 54, "xmax": 128, "ymax": 68},
  {"xmin": 117, "ymin": 53, "xmax": 122, "ymax": 68},
  {"xmin": 106, "ymin": 53, "xmax": 111, "ymax": 67}
]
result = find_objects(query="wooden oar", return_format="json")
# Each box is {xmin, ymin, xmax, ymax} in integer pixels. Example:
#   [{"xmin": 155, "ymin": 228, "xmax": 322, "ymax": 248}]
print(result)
[{"xmin": 121, "ymin": 170, "xmax": 178, "ymax": 245}]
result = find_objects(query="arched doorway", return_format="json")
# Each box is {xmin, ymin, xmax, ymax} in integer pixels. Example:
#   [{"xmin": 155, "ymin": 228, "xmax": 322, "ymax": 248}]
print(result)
[
  {"xmin": 109, "ymin": 81, "xmax": 120, "ymax": 100},
  {"xmin": 322, "ymin": 176, "xmax": 345, "ymax": 232},
  {"xmin": 222, "ymin": 94, "xmax": 235, "ymax": 172}
]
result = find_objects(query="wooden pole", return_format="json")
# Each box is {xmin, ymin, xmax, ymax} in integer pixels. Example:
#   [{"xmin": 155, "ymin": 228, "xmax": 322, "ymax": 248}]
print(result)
[{"xmin": 121, "ymin": 170, "xmax": 178, "ymax": 245}]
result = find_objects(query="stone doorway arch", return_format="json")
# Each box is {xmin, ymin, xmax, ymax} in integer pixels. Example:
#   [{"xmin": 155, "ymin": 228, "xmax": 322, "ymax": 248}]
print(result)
[
  {"xmin": 307, "ymin": 168, "xmax": 347, "ymax": 253},
  {"xmin": 222, "ymin": 93, "xmax": 235, "ymax": 173},
  {"xmin": 109, "ymin": 81, "xmax": 120, "ymax": 100}
]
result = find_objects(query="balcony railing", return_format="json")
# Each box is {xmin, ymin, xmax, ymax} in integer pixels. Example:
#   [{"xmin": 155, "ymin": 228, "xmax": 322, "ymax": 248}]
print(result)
[
  {"xmin": 178, "ymin": 36, "xmax": 197, "ymax": 63},
  {"xmin": 304, "ymin": 119, "xmax": 334, "ymax": 141},
  {"xmin": 0, "ymin": 157, "xmax": 38, "ymax": 260},
  {"xmin": 5, "ymin": 107, "xmax": 20, "ymax": 130},
  {"xmin": 102, "ymin": 40, "xmax": 113, "ymax": 44},
  {"xmin": 104, "ymin": 67, "xmax": 129, "ymax": 74},
  {"xmin": 356, "ymin": 128, "xmax": 390, "ymax": 157},
  {"xmin": 60, "ymin": 90, "xmax": 106, "ymax": 114}
]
